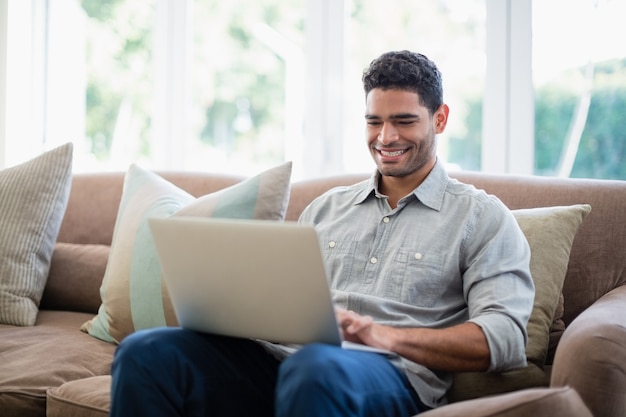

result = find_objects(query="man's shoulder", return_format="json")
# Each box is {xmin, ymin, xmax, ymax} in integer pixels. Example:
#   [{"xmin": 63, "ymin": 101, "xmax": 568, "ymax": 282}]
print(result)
[
  {"xmin": 445, "ymin": 177, "xmax": 493, "ymax": 203},
  {"xmin": 443, "ymin": 176, "xmax": 512, "ymax": 221}
]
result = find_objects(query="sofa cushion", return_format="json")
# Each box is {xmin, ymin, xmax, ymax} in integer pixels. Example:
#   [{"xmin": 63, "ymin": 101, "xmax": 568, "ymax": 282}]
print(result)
[
  {"xmin": 421, "ymin": 386, "xmax": 592, "ymax": 417},
  {"xmin": 0, "ymin": 143, "xmax": 73, "ymax": 326},
  {"xmin": 515, "ymin": 204, "xmax": 591, "ymax": 367},
  {"xmin": 47, "ymin": 376, "xmax": 111, "ymax": 417},
  {"xmin": 81, "ymin": 162, "xmax": 292, "ymax": 344},
  {"xmin": 40, "ymin": 243, "xmax": 110, "ymax": 314},
  {"xmin": 449, "ymin": 204, "xmax": 591, "ymax": 402},
  {"xmin": 0, "ymin": 310, "xmax": 115, "ymax": 417}
]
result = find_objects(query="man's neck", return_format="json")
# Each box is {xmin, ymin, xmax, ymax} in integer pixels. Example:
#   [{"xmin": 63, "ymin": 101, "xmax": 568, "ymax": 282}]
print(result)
[{"xmin": 378, "ymin": 162, "xmax": 435, "ymax": 209}]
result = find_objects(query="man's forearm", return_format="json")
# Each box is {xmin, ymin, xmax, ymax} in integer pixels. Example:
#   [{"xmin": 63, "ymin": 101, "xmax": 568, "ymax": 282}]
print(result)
[
  {"xmin": 385, "ymin": 322, "xmax": 490, "ymax": 372},
  {"xmin": 338, "ymin": 309, "xmax": 490, "ymax": 372}
]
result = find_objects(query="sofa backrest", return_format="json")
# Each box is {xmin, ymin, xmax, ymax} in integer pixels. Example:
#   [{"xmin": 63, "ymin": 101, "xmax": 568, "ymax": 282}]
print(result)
[{"xmin": 54, "ymin": 170, "xmax": 626, "ymax": 327}]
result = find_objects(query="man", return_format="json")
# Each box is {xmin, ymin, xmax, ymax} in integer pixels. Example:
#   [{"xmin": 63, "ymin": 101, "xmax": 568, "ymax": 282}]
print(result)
[{"xmin": 110, "ymin": 50, "xmax": 534, "ymax": 417}]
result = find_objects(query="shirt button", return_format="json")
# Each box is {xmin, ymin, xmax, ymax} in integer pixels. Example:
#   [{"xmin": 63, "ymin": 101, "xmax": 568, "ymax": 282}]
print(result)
[
  {"xmin": 328, "ymin": 241, "xmax": 336, "ymax": 248},
  {"xmin": 383, "ymin": 217, "xmax": 390, "ymax": 223},
  {"xmin": 414, "ymin": 252, "xmax": 423, "ymax": 260},
  {"xmin": 370, "ymin": 257, "xmax": 378, "ymax": 264}
]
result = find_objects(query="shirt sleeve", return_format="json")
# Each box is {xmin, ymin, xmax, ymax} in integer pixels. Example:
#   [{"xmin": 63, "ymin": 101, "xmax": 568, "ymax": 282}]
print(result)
[{"xmin": 464, "ymin": 198, "xmax": 535, "ymax": 371}]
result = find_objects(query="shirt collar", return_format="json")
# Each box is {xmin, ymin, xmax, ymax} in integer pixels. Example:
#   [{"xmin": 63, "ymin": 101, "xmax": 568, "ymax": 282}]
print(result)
[
  {"xmin": 354, "ymin": 159, "xmax": 448, "ymax": 211},
  {"xmin": 411, "ymin": 160, "xmax": 448, "ymax": 211},
  {"xmin": 353, "ymin": 173, "xmax": 379, "ymax": 205}
]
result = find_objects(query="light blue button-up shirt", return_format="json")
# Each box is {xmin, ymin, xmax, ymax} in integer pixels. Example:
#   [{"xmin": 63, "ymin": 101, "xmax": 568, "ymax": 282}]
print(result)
[{"xmin": 298, "ymin": 160, "xmax": 534, "ymax": 408}]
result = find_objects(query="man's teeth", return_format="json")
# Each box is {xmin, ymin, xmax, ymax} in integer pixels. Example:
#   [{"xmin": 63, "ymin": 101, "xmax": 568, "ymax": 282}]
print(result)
[{"xmin": 380, "ymin": 150, "xmax": 404, "ymax": 157}]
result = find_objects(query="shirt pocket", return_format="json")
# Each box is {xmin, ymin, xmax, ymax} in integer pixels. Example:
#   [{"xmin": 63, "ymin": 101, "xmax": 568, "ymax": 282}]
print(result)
[
  {"xmin": 320, "ymin": 238, "xmax": 359, "ymax": 291},
  {"xmin": 386, "ymin": 247, "xmax": 445, "ymax": 307}
]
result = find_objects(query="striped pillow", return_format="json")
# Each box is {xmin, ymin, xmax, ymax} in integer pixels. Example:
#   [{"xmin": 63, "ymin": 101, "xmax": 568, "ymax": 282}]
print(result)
[
  {"xmin": 81, "ymin": 162, "xmax": 292, "ymax": 343},
  {"xmin": 0, "ymin": 143, "xmax": 73, "ymax": 326}
]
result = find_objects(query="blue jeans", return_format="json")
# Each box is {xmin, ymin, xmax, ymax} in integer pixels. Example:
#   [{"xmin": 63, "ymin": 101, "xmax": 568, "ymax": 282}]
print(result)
[{"xmin": 110, "ymin": 327, "xmax": 423, "ymax": 417}]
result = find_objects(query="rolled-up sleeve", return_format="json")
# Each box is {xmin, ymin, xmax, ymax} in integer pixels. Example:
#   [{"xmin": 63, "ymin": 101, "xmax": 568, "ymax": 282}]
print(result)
[{"xmin": 464, "ymin": 202, "xmax": 535, "ymax": 371}]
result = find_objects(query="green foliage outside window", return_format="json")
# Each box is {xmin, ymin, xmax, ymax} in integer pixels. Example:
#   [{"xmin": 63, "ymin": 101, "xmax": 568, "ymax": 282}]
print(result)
[{"xmin": 448, "ymin": 58, "xmax": 626, "ymax": 179}]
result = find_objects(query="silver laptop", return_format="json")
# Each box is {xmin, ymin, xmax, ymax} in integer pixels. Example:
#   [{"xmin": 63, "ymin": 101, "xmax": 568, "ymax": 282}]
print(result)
[{"xmin": 149, "ymin": 216, "xmax": 343, "ymax": 346}]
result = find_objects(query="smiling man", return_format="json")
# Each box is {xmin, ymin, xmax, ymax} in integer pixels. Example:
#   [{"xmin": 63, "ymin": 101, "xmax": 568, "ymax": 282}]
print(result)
[{"xmin": 110, "ymin": 50, "xmax": 535, "ymax": 417}]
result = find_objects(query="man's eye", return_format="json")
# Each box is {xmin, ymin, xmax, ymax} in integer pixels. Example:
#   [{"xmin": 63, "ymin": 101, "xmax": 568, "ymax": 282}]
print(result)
[{"xmin": 367, "ymin": 121, "xmax": 382, "ymax": 127}]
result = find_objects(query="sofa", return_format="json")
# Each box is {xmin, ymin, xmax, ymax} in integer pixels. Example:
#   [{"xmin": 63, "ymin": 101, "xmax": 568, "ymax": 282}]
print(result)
[{"xmin": 1, "ymin": 149, "xmax": 625, "ymax": 416}]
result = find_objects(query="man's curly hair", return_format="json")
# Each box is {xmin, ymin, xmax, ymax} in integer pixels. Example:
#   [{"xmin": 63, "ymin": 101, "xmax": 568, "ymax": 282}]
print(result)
[{"xmin": 362, "ymin": 50, "xmax": 444, "ymax": 115}]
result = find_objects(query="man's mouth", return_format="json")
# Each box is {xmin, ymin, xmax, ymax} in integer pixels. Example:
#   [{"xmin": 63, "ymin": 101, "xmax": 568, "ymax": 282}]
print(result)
[{"xmin": 379, "ymin": 149, "xmax": 405, "ymax": 157}]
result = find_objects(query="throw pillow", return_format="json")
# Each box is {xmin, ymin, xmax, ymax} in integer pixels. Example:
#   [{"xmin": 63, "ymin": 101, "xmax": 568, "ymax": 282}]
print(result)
[
  {"xmin": 41, "ymin": 242, "xmax": 110, "ymax": 314},
  {"xmin": 81, "ymin": 162, "xmax": 292, "ymax": 343},
  {"xmin": 515, "ymin": 204, "xmax": 591, "ymax": 367},
  {"xmin": 0, "ymin": 143, "xmax": 73, "ymax": 326},
  {"xmin": 449, "ymin": 203, "xmax": 592, "ymax": 402}
]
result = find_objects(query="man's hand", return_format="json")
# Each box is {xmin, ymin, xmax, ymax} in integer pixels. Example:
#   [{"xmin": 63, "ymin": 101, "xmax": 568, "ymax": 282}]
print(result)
[{"xmin": 335, "ymin": 308, "xmax": 397, "ymax": 351}]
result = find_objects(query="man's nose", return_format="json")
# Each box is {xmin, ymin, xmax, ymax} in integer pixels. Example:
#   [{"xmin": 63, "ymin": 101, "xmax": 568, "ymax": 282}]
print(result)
[{"xmin": 378, "ymin": 123, "xmax": 399, "ymax": 145}]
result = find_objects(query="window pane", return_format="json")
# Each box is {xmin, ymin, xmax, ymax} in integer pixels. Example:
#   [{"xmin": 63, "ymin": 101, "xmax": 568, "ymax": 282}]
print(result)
[
  {"xmin": 80, "ymin": 1, "xmax": 156, "ymax": 171},
  {"xmin": 344, "ymin": 0, "xmax": 486, "ymax": 172},
  {"xmin": 187, "ymin": 0, "xmax": 305, "ymax": 176},
  {"xmin": 533, "ymin": 0, "xmax": 626, "ymax": 179}
]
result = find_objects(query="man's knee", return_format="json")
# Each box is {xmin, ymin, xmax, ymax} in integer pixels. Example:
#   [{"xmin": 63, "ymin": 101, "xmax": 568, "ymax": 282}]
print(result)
[
  {"xmin": 278, "ymin": 344, "xmax": 350, "ymax": 389},
  {"xmin": 113, "ymin": 327, "xmax": 183, "ymax": 371}
]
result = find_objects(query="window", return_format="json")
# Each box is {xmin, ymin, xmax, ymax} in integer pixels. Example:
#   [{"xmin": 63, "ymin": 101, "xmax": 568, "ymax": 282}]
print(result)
[
  {"xmin": 2, "ymin": 0, "xmax": 625, "ymax": 180},
  {"xmin": 185, "ymin": 0, "xmax": 305, "ymax": 176},
  {"xmin": 532, "ymin": 0, "xmax": 626, "ymax": 179}
]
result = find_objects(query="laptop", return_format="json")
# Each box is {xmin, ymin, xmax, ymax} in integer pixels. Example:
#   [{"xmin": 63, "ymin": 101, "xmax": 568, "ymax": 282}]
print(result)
[{"xmin": 149, "ymin": 216, "xmax": 344, "ymax": 346}]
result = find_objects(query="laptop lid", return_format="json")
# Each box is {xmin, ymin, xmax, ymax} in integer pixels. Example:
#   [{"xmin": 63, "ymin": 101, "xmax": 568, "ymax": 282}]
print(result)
[{"xmin": 148, "ymin": 217, "xmax": 342, "ymax": 346}]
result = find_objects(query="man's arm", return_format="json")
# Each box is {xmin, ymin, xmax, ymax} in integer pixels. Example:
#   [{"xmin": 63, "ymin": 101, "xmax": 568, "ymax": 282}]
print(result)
[{"xmin": 337, "ymin": 308, "xmax": 490, "ymax": 372}]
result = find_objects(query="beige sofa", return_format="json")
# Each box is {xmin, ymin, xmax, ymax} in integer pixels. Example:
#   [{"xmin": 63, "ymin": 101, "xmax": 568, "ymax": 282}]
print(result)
[{"xmin": 1, "ymin": 169, "xmax": 625, "ymax": 417}]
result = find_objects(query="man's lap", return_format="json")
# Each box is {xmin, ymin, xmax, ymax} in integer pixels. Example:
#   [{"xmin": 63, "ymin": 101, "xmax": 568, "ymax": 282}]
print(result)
[{"xmin": 112, "ymin": 327, "xmax": 422, "ymax": 416}]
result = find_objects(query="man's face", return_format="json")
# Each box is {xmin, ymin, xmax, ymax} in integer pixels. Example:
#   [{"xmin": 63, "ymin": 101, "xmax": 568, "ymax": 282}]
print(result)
[{"xmin": 365, "ymin": 88, "xmax": 447, "ymax": 179}]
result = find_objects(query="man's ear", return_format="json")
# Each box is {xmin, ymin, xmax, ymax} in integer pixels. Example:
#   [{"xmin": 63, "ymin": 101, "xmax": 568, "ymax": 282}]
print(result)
[{"xmin": 434, "ymin": 104, "xmax": 450, "ymax": 134}]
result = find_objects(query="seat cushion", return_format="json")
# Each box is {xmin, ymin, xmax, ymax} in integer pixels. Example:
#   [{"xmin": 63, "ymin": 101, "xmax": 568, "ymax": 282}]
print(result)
[
  {"xmin": 47, "ymin": 376, "xmax": 111, "ymax": 417},
  {"xmin": 0, "ymin": 311, "xmax": 115, "ymax": 417}
]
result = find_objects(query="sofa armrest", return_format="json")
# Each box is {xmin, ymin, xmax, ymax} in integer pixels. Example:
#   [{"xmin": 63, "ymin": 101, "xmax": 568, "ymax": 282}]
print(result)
[
  {"xmin": 550, "ymin": 284, "xmax": 626, "ymax": 417},
  {"xmin": 418, "ymin": 387, "xmax": 591, "ymax": 417}
]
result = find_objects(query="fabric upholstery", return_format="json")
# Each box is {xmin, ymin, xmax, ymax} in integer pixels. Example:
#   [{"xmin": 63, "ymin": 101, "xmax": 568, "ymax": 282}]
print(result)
[
  {"xmin": 0, "ymin": 311, "xmax": 115, "ymax": 417},
  {"xmin": 420, "ymin": 387, "xmax": 592, "ymax": 417},
  {"xmin": 47, "ymin": 376, "xmax": 111, "ymax": 417},
  {"xmin": 81, "ymin": 162, "xmax": 292, "ymax": 344},
  {"xmin": 40, "ymin": 243, "xmax": 110, "ymax": 314},
  {"xmin": 0, "ymin": 143, "xmax": 73, "ymax": 326},
  {"xmin": 551, "ymin": 285, "xmax": 626, "ymax": 417},
  {"xmin": 514, "ymin": 204, "xmax": 591, "ymax": 367}
]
